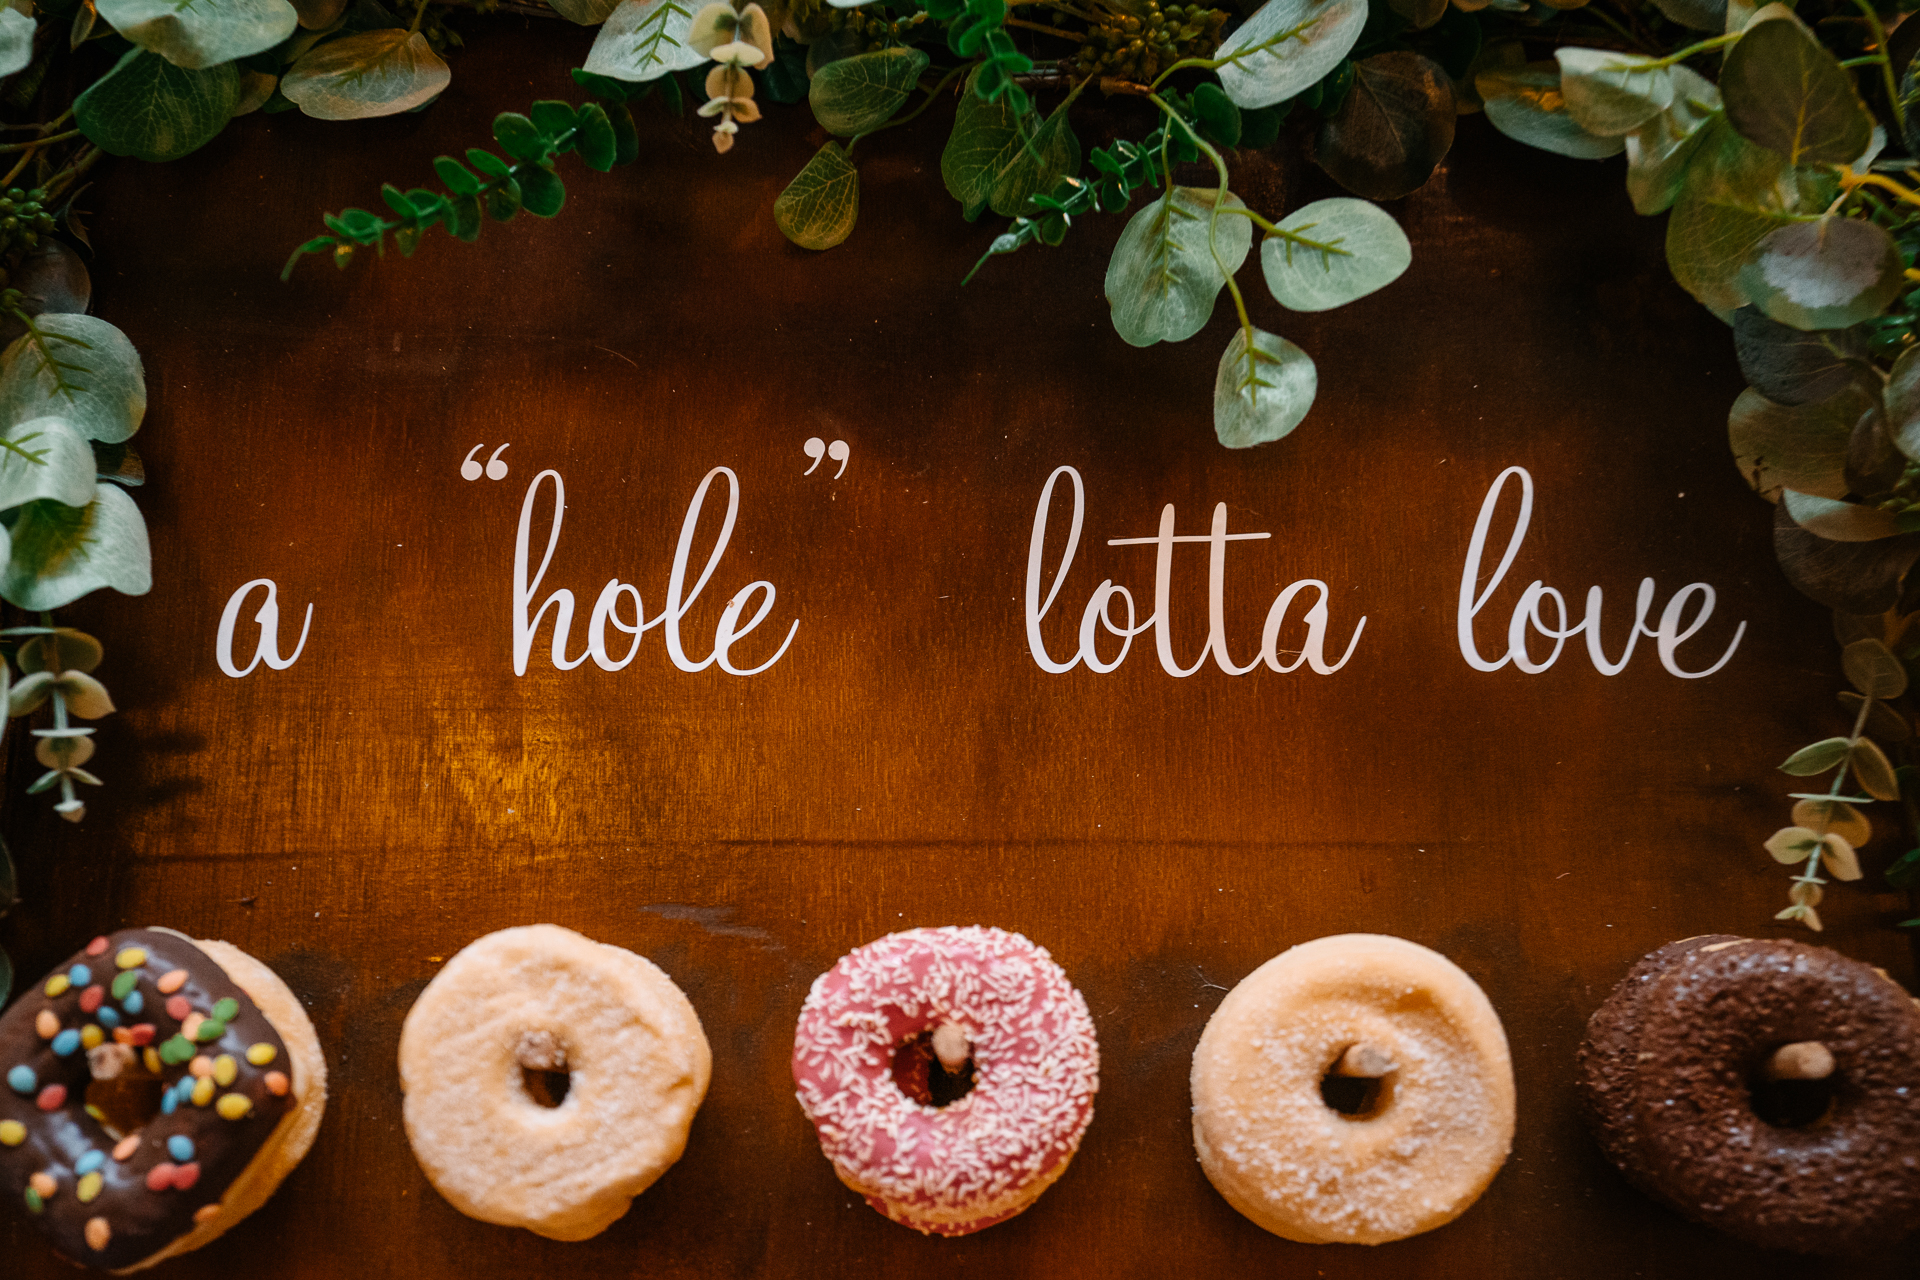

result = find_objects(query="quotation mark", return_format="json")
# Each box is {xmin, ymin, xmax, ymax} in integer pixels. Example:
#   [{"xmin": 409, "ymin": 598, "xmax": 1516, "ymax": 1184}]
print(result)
[
  {"xmin": 803, "ymin": 437, "xmax": 849, "ymax": 479},
  {"xmin": 461, "ymin": 443, "xmax": 511, "ymax": 481}
]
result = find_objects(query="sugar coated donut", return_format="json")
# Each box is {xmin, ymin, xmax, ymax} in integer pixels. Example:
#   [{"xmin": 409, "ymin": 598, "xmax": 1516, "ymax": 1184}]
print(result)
[
  {"xmin": 0, "ymin": 927, "xmax": 326, "ymax": 1271},
  {"xmin": 791, "ymin": 925, "xmax": 1100, "ymax": 1235},
  {"xmin": 398, "ymin": 924, "xmax": 710, "ymax": 1241},
  {"xmin": 1190, "ymin": 933, "xmax": 1515, "ymax": 1245},
  {"xmin": 1578, "ymin": 935, "xmax": 1920, "ymax": 1254}
]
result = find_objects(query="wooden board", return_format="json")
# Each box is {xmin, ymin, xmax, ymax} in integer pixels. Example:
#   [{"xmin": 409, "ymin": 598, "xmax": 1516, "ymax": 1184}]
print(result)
[{"xmin": 4, "ymin": 19, "xmax": 1914, "ymax": 1277}]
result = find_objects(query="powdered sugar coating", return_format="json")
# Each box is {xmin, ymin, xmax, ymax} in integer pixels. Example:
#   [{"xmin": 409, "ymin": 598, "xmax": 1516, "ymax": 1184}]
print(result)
[{"xmin": 791, "ymin": 926, "xmax": 1100, "ymax": 1235}]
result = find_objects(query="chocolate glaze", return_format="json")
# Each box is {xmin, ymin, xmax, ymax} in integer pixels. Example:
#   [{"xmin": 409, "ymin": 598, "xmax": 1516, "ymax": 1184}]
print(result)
[
  {"xmin": 0, "ymin": 929, "xmax": 294, "ymax": 1270},
  {"xmin": 1578, "ymin": 936, "xmax": 1920, "ymax": 1255}
]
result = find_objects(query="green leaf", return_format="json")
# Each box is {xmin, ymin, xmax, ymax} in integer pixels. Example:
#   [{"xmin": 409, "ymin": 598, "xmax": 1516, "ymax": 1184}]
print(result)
[
  {"xmin": 94, "ymin": 0, "xmax": 298, "ymax": 70},
  {"xmin": 1764, "ymin": 824, "xmax": 1822, "ymax": 863},
  {"xmin": 1736, "ymin": 218, "xmax": 1904, "ymax": 333},
  {"xmin": 1779, "ymin": 736, "xmax": 1851, "ymax": 775},
  {"xmin": 74, "ymin": 48, "xmax": 241, "ymax": 162},
  {"xmin": 280, "ymin": 29, "xmax": 450, "ymax": 120},
  {"xmin": 1651, "ymin": 0, "xmax": 1726, "ymax": 31},
  {"xmin": 0, "ymin": 486, "xmax": 152, "ymax": 610},
  {"xmin": 485, "ymin": 179, "xmax": 522, "ymax": 220},
  {"xmin": 1388, "ymin": 0, "xmax": 1445, "ymax": 30},
  {"xmin": 0, "ymin": 315, "xmax": 147, "ymax": 445},
  {"xmin": 494, "ymin": 113, "xmax": 546, "ymax": 161},
  {"xmin": 1215, "ymin": 0, "xmax": 1367, "ymax": 110},
  {"xmin": 1842, "ymin": 637, "xmax": 1909, "ymax": 699},
  {"xmin": 1772, "ymin": 508, "xmax": 1920, "ymax": 615},
  {"xmin": 16, "ymin": 629, "xmax": 105, "ymax": 676},
  {"xmin": 1624, "ymin": 67, "xmax": 1720, "ymax": 215},
  {"xmin": 1728, "ymin": 381, "xmax": 1869, "ymax": 503},
  {"xmin": 1554, "ymin": 47, "xmax": 1672, "ymax": 135},
  {"xmin": 763, "ymin": 37, "xmax": 809, "ymax": 103},
  {"xmin": 1854, "ymin": 736, "xmax": 1901, "ymax": 800},
  {"xmin": 1214, "ymin": 327, "xmax": 1317, "ymax": 448},
  {"xmin": 809, "ymin": 47, "xmax": 929, "ymax": 136},
  {"xmin": 530, "ymin": 99, "xmax": 580, "ymax": 140},
  {"xmin": 1478, "ymin": 62, "xmax": 1623, "ymax": 160},
  {"xmin": 0, "ymin": 418, "xmax": 100, "ymax": 511},
  {"xmin": 517, "ymin": 165, "xmax": 564, "ymax": 217},
  {"xmin": 775, "ymin": 141, "xmax": 859, "ymax": 250},
  {"xmin": 583, "ymin": 0, "xmax": 704, "ymax": 82},
  {"xmin": 607, "ymin": 102, "xmax": 640, "ymax": 165},
  {"xmin": 467, "ymin": 148, "xmax": 512, "ymax": 179},
  {"xmin": 1886, "ymin": 845, "xmax": 1920, "ymax": 889},
  {"xmin": 1666, "ymin": 114, "xmax": 1831, "ymax": 315},
  {"xmin": 1721, "ymin": 16, "xmax": 1872, "ymax": 167},
  {"xmin": 1782, "ymin": 490, "xmax": 1904, "ymax": 542},
  {"xmin": 547, "ymin": 0, "xmax": 619, "ymax": 22},
  {"xmin": 576, "ymin": 102, "xmax": 617, "ymax": 171},
  {"xmin": 941, "ymin": 73, "xmax": 1081, "ymax": 219},
  {"xmin": 447, "ymin": 193, "xmax": 481, "ymax": 241},
  {"xmin": 0, "ymin": 8, "xmax": 34, "ymax": 79},
  {"xmin": 434, "ymin": 156, "xmax": 484, "ymax": 195},
  {"xmin": 1192, "ymin": 83, "xmax": 1241, "ymax": 148},
  {"xmin": 1732, "ymin": 306, "xmax": 1866, "ymax": 407},
  {"xmin": 1315, "ymin": 52, "xmax": 1455, "ymax": 200},
  {"xmin": 1260, "ymin": 197, "xmax": 1409, "ymax": 312},
  {"xmin": 1104, "ymin": 186, "xmax": 1253, "ymax": 348}
]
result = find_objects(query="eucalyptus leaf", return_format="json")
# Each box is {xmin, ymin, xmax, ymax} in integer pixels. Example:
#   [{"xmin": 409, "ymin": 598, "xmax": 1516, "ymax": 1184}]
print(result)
[
  {"xmin": 1554, "ymin": 48, "xmax": 1671, "ymax": 136},
  {"xmin": 1260, "ymin": 198, "xmax": 1409, "ymax": 311},
  {"xmin": 1624, "ymin": 68, "xmax": 1719, "ymax": 215},
  {"xmin": 0, "ymin": 417, "xmax": 100, "ymax": 511},
  {"xmin": 1782, "ymin": 489, "xmax": 1904, "ymax": 543},
  {"xmin": 1214, "ymin": 327, "xmax": 1316, "ymax": 448},
  {"xmin": 583, "ymin": 0, "xmax": 705, "ymax": 81},
  {"xmin": 1854, "ymin": 736, "xmax": 1901, "ymax": 801},
  {"xmin": 989, "ymin": 101, "xmax": 1080, "ymax": 219},
  {"xmin": 1104, "ymin": 186, "xmax": 1252, "ymax": 348},
  {"xmin": 1779, "ymin": 736, "xmax": 1851, "ymax": 775},
  {"xmin": 1737, "ymin": 218, "xmax": 1904, "ymax": 333},
  {"xmin": 1844, "ymin": 402, "xmax": 1902, "ymax": 500},
  {"xmin": 1388, "ymin": 0, "xmax": 1445, "ymax": 28},
  {"xmin": 0, "ymin": 485, "xmax": 152, "ymax": 611},
  {"xmin": 1820, "ymin": 832, "xmax": 1864, "ymax": 880},
  {"xmin": 547, "ymin": 0, "xmax": 620, "ymax": 22},
  {"xmin": 1792, "ymin": 795, "xmax": 1874, "ymax": 843},
  {"xmin": 1727, "ymin": 382, "xmax": 1868, "ymax": 503},
  {"xmin": 1666, "ymin": 114, "xmax": 1832, "ymax": 315},
  {"xmin": 0, "ymin": 314, "xmax": 148, "ymax": 446},
  {"xmin": 281, "ymin": 29, "xmax": 450, "ymax": 119},
  {"xmin": 0, "ymin": 8, "xmax": 34, "ymax": 78},
  {"xmin": 809, "ymin": 47, "xmax": 928, "ymax": 136},
  {"xmin": 95, "ymin": 0, "xmax": 299, "ymax": 70},
  {"xmin": 1764, "ymin": 824, "xmax": 1822, "ymax": 862},
  {"xmin": 1316, "ymin": 53, "xmax": 1454, "ymax": 200},
  {"xmin": 293, "ymin": 0, "xmax": 348, "ymax": 27},
  {"xmin": 1651, "ymin": 0, "xmax": 1726, "ymax": 30},
  {"xmin": 1720, "ymin": 15, "xmax": 1872, "ymax": 167},
  {"xmin": 1838, "ymin": 692, "xmax": 1912, "ymax": 743},
  {"xmin": 942, "ymin": 74, "xmax": 1082, "ymax": 219},
  {"xmin": 1732, "ymin": 306, "xmax": 1868, "ymax": 407},
  {"xmin": 1215, "ymin": 0, "xmax": 1367, "ymax": 110},
  {"xmin": 774, "ymin": 141, "xmax": 859, "ymax": 250},
  {"xmin": 1842, "ymin": 636, "xmax": 1909, "ymax": 699},
  {"xmin": 1887, "ymin": 346, "xmax": 1920, "ymax": 464},
  {"xmin": 16, "ymin": 629, "xmax": 105, "ymax": 675},
  {"xmin": 74, "ymin": 49, "xmax": 241, "ymax": 163},
  {"xmin": 1477, "ymin": 62, "xmax": 1621, "ymax": 160},
  {"xmin": 1773, "ymin": 504, "xmax": 1920, "ymax": 614}
]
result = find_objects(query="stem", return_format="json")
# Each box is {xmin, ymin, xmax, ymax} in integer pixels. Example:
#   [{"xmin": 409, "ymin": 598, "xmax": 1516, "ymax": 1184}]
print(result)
[
  {"xmin": 1215, "ymin": 203, "xmax": 1349, "ymax": 256},
  {"xmin": 863, "ymin": 62, "xmax": 971, "ymax": 138},
  {"xmin": 1149, "ymin": 17, "xmax": 1319, "ymax": 92},
  {"xmin": 1006, "ymin": 17, "xmax": 1085, "ymax": 40},
  {"xmin": 1646, "ymin": 31, "xmax": 1740, "ymax": 69},
  {"xmin": 1843, "ymin": 169, "xmax": 1920, "ymax": 211},
  {"xmin": 1147, "ymin": 92, "xmax": 1255, "ymax": 342},
  {"xmin": 1797, "ymin": 695, "xmax": 1876, "ymax": 889},
  {"xmin": 1850, "ymin": 0, "xmax": 1906, "ymax": 138},
  {"xmin": 409, "ymin": 0, "xmax": 431, "ymax": 35},
  {"xmin": 0, "ymin": 130, "xmax": 79, "ymax": 154}
]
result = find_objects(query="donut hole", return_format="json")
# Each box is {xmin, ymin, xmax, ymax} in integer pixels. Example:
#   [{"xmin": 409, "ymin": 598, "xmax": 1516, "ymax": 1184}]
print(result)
[
  {"xmin": 519, "ymin": 1068, "xmax": 573, "ymax": 1109},
  {"xmin": 1319, "ymin": 1064, "xmax": 1394, "ymax": 1120},
  {"xmin": 1747, "ymin": 1064, "xmax": 1836, "ymax": 1129},
  {"xmin": 85, "ymin": 1071, "xmax": 168, "ymax": 1142},
  {"xmin": 890, "ymin": 1031, "xmax": 976, "ymax": 1108}
]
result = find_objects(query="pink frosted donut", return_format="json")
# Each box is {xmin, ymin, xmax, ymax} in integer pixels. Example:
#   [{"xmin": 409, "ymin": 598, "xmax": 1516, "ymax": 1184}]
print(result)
[{"xmin": 791, "ymin": 926, "xmax": 1099, "ymax": 1235}]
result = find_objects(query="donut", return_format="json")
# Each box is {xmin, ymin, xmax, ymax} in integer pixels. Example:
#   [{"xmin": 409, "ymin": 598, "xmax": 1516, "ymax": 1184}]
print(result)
[
  {"xmin": 791, "ymin": 925, "xmax": 1100, "ymax": 1236},
  {"xmin": 1577, "ymin": 934, "xmax": 1920, "ymax": 1254},
  {"xmin": 398, "ymin": 924, "xmax": 710, "ymax": 1241},
  {"xmin": 1189, "ymin": 933, "xmax": 1515, "ymax": 1245},
  {"xmin": 0, "ymin": 927, "xmax": 326, "ymax": 1270}
]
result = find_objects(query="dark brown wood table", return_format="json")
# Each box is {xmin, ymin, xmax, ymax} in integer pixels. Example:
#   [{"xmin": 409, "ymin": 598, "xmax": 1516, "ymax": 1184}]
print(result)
[{"xmin": 3, "ymin": 20, "xmax": 1914, "ymax": 1278}]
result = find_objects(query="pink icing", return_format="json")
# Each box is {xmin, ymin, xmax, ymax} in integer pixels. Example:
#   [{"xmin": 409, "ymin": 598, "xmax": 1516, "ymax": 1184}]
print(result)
[{"xmin": 791, "ymin": 926, "xmax": 1100, "ymax": 1236}]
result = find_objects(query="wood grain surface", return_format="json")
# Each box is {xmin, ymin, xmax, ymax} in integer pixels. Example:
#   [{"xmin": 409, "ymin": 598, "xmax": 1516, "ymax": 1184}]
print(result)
[{"xmin": 3, "ymin": 19, "xmax": 1916, "ymax": 1278}]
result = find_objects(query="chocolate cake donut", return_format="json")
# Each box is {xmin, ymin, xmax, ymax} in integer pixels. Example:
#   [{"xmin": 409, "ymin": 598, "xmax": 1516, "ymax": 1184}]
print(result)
[{"xmin": 1578, "ymin": 935, "xmax": 1920, "ymax": 1255}]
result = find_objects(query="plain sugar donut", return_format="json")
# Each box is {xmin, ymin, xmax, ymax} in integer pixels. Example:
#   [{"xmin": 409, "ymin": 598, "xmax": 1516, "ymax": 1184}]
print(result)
[
  {"xmin": 1190, "ymin": 933, "xmax": 1515, "ymax": 1245},
  {"xmin": 791, "ymin": 926, "xmax": 1100, "ymax": 1235},
  {"xmin": 399, "ymin": 925, "xmax": 710, "ymax": 1241}
]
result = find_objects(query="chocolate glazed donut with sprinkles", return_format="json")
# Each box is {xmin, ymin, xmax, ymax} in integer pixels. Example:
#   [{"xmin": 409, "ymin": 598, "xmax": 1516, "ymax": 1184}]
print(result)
[{"xmin": 0, "ymin": 928, "xmax": 327, "ymax": 1271}]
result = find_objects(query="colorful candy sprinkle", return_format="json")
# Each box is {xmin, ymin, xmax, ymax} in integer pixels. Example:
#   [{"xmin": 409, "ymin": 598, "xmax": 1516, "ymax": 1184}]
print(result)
[
  {"xmin": 97, "ymin": 1008, "xmax": 120, "ymax": 1030},
  {"xmin": 195, "ymin": 1018, "xmax": 226, "ymax": 1043},
  {"xmin": 160, "ymin": 1089, "xmax": 178, "ymax": 1116},
  {"xmin": 167, "ymin": 1135, "xmax": 195, "ymax": 1162},
  {"xmin": 142, "ymin": 1048, "xmax": 163, "ymax": 1075},
  {"xmin": 80, "ymin": 1025, "xmax": 104, "ymax": 1051},
  {"xmin": 43, "ymin": 975, "xmax": 69, "ymax": 998},
  {"xmin": 74, "ymin": 1151, "xmax": 105, "ymax": 1175},
  {"xmin": 216, "ymin": 1094, "xmax": 252, "ymax": 1121},
  {"xmin": 246, "ymin": 1043, "xmax": 277, "ymax": 1067},
  {"xmin": 193, "ymin": 1203, "xmax": 221, "ymax": 1225},
  {"xmin": 166, "ymin": 996, "xmax": 192, "ymax": 1022},
  {"xmin": 84, "ymin": 1104, "xmax": 105, "ymax": 1122},
  {"xmin": 115, "ymin": 946, "xmax": 147, "ymax": 970},
  {"xmin": 24, "ymin": 1187, "xmax": 42, "ymax": 1213},
  {"xmin": 111, "ymin": 971, "xmax": 139, "ymax": 1000},
  {"xmin": 127, "ymin": 1024, "xmax": 156, "ymax": 1047},
  {"xmin": 67, "ymin": 965, "xmax": 92, "ymax": 987},
  {"xmin": 7, "ymin": 1065, "xmax": 36, "ymax": 1093},
  {"xmin": 28, "ymin": 1172, "xmax": 55, "ymax": 1198},
  {"xmin": 84, "ymin": 1216, "xmax": 110, "ymax": 1251},
  {"xmin": 85, "ymin": 936, "xmax": 109, "ymax": 957},
  {"xmin": 191, "ymin": 1078, "xmax": 215, "ymax": 1108},
  {"xmin": 145, "ymin": 1163, "xmax": 176, "ymax": 1192},
  {"xmin": 158, "ymin": 1035, "xmax": 195, "ymax": 1066},
  {"xmin": 34, "ymin": 1010, "xmax": 58, "ymax": 1039},
  {"xmin": 112, "ymin": 1135, "xmax": 140, "ymax": 1161},
  {"xmin": 189, "ymin": 1055, "xmax": 213, "ymax": 1079},
  {"xmin": 51, "ymin": 1029, "xmax": 80, "ymax": 1056},
  {"xmin": 210, "ymin": 998, "xmax": 239, "ymax": 1023},
  {"xmin": 173, "ymin": 1162, "xmax": 201, "ymax": 1190},
  {"xmin": 264, "ymin": 1071, "xmax": 290, "ymax": 1097},
  {"xmin": 78, "ymin": 985, "xmax": 104, "ymax": 1014},
  {"xmin": 181, "ymin": 1012, "xmax": 205, "ymax": 1040},
  {"xmin": 157, "ymin": 969, "xmax": 188, "ymax": 994},
  {"xmin": 213, "ymin": 1055, "xmax": 238, "ymax": 1087},
  {"xmin": 75, "ymin": 1171, "xmax": 102, "ymax": 1202},
  {"xmin": 37, "ymin": 1085, "xmax": 67, "ymax": 1111},
  {"xmin": 121, "ymin": 991, "xmax": 145, "ymax": 1016},
  {"xmin": 0, "ymin": 1120, "xmax": 25, "ymax": 1146}
]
